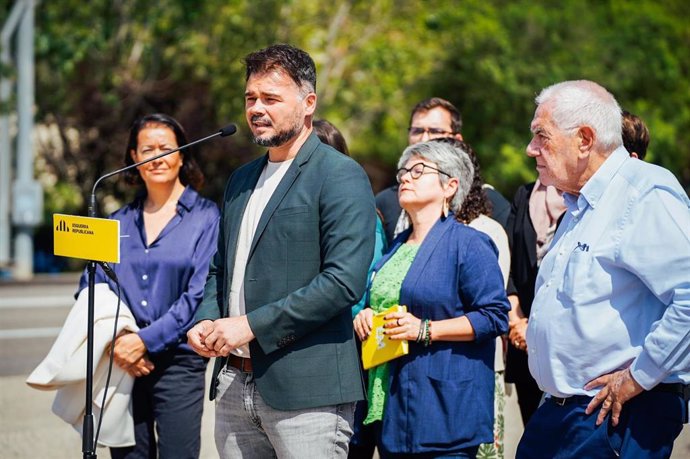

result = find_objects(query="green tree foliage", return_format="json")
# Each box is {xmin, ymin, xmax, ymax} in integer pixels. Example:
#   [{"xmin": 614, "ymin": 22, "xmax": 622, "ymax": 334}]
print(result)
[
  {"xmin": 420, "ymin": 0, "xmax": 690, "ymax": 194},
  {"xmin": 2, "ymin": 0, "xmax": 688, "ymax": 219}
]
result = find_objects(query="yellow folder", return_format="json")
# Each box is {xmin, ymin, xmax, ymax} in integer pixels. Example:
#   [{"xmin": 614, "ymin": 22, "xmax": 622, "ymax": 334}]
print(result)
[{"xmin": 361, "ymin": 305, "xmax": 409, "ymax": 370}]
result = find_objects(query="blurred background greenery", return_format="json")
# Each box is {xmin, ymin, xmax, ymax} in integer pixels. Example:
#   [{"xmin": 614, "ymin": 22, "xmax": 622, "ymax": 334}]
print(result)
[{"xmin": 1, "ymin": 0, "xmax": 689, "ymax": 270}]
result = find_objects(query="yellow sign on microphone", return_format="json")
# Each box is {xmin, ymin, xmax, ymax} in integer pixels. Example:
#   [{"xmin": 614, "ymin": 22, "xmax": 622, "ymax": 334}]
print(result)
[{"xmin": 53, "ymin": 214, "xmax": 120, "ymax": 263}]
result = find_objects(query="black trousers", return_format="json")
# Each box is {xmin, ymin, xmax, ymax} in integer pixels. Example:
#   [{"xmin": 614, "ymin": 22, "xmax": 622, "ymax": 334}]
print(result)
[
  {"xmin": 110, "ymin": 349, "xmax": 207, "ymax": 459},
  {"xmin": 348, "ymin": 401, "xmax": 378, "ymax": 458}
]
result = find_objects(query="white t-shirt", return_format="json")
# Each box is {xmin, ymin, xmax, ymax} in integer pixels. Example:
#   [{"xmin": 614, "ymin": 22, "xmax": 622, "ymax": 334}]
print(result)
[{"xmin": 229, "ymin": 159, "xmax": 294, "ymax": 357}]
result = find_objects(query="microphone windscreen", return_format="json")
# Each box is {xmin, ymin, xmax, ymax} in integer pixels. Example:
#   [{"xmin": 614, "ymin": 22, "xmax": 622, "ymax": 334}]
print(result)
[{"xmin": 219, "ymin": 124, "xmax": 237, "ymax": 137}]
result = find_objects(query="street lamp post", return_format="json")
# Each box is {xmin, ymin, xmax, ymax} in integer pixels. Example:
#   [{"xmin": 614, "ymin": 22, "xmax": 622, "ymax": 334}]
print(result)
[{"xmin": 1, "ymin": 0, "xmax": 42, "ymax": 279}]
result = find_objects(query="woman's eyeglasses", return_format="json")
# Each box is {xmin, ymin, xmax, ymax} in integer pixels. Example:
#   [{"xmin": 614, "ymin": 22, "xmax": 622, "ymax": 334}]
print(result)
[{"xmin": 396, "ymin": 162, "xmax": 451, "ymax": 183}]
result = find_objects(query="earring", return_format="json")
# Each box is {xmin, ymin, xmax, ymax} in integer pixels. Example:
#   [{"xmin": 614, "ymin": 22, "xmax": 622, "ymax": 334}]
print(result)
[{"xmin": 442, "ymin": 199, "xmax": 449, "ymax": 218}]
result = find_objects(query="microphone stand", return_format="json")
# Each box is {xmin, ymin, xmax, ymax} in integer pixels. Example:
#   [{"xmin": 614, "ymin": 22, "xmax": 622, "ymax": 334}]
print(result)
[{"xmin": 81, "ymin": 124, "xmax": 235, "ymax": 458}]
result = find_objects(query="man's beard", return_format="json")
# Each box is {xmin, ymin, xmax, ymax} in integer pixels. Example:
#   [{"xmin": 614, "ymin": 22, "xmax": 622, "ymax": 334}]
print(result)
[
  {"xmin": 252, "ymin": 120, "xmax": 301, "ymax": 148},
  {"xmin": 253, "ymin": 127, "xmax": 300, "ymax": 147}
]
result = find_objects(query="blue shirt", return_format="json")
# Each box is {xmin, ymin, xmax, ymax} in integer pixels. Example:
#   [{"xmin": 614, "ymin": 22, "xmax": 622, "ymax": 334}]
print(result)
[
  {"xmin": 79, "ymin": 186, "xmax": 220, "ymax": 354},
  {"xmin": 527, "ymin": 147, "xmax": 690, "ymax": 398}
]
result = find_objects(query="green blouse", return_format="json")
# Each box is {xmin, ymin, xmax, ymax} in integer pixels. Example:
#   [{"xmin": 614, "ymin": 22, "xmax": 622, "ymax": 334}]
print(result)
[{"xmin": 364, "ymin": 243, "xmax": 420, "ymax": 425}]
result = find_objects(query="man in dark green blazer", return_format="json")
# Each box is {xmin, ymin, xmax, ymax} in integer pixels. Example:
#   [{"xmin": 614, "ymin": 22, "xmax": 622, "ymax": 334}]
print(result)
[{"xmin": 187, "ymin": 44, "xmax": 376, "ymax": 458}]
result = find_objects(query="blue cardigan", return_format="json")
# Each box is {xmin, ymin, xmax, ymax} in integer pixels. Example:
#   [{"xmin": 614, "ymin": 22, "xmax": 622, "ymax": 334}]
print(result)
[{"xmin": 373, "ymin": 215, "xmax": 510, "ymax": 455}]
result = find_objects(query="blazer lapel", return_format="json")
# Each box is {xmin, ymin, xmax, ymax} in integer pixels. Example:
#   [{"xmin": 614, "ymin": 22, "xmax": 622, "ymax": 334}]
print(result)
[
  {"xmin": 522, "ymin": 183, "xmax": 538, "ymax": 268},
  {"xmin": 247, "ymin": 132, "xmax": 320, "ymax": 260},
  {"xmin": 399, "ymin": 216, "xmax": 453, "ymax": 306},
  {"xmin": 224, "ymin": 157, "xmax": 267, "ymax": 278},
  {"xmin": 524, "ymin": 211, "xmax": 537, "ymax": 268}
]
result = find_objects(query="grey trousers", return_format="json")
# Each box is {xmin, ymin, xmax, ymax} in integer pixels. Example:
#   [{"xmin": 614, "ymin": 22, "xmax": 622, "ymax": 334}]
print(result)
[{"xmin": 215, "ymin": 366, "xmax": 355, "ymax": 459}]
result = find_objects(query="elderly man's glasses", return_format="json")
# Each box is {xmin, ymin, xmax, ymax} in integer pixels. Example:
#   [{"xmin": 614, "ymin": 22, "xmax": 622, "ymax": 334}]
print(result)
[
  {"xmin": 396, "ymin": 162, "xmax": 451, "ymax": 183},
  {"xmin": 408, "ymin": 127, "xmax": 454, "ymax": 138}
]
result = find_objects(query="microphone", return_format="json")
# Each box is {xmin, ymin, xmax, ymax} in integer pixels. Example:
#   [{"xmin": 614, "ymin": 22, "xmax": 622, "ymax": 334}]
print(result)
[
  {"xmin": 97, "ymin": 261, "xmax": 118, "ymax": 282},
  {"xmin": 88, "ymin": 123, "xmax": 236, "ymax": 218},
  {"xmin": 219, "ymin": 124, "xmax": 238, "ymax": 137}
]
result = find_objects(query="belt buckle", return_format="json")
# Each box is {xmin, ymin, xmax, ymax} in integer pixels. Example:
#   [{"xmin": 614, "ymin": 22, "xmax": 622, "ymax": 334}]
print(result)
[{"xmin": 549, "ymin": 395, "xmax": 567, "ymax": 406}]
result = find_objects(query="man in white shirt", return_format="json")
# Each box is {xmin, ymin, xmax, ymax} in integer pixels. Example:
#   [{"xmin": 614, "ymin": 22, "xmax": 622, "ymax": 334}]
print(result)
[{"xmin": 517, "ymin": 80, "xmax": 690, "ymax": 459}]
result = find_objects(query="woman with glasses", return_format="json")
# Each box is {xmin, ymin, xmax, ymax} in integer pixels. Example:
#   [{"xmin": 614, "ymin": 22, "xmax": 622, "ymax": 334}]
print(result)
[{"xmin": 353, "ymin": 141, "xmax": 510, "ymax": 458}]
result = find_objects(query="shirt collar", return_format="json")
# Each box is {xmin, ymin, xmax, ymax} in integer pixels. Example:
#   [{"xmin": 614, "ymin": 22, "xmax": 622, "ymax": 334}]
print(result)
[
  {"xmin": 134, "ymin": 185, "xmax": 197, "ymax": 212},
  {"xmin": 176, "ymin": 186, "xmax": 197, "ymax": 213},
  {"xmin": 575, "ymin": 146, "xmax": 629, "ymax": 211}
]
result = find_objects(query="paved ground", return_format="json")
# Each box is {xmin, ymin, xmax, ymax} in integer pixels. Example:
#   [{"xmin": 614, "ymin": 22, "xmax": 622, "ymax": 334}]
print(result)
[
  {"xmin": 0, "ymin": 275, "xmax": 218, "ymax": 459},
  {"xmin": 0, "ymin": 274, "xmax": 688, "ymax": 458}
]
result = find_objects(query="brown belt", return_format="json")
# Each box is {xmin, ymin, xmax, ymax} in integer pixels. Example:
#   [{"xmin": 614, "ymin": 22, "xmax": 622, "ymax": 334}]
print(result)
[{"xmin": 226, "ymin": 354, "xmax": 253, "ymax": 373}]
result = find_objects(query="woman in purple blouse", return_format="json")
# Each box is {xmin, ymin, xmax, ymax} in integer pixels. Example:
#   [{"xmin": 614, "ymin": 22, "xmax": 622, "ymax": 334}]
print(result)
[{"xmin": 79, "ymin": 114, "xmax": 219, "ymax": 458}]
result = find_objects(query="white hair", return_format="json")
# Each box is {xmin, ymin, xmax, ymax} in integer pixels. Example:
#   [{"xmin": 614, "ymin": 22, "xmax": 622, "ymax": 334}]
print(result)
[
  {"xmin": 536, "ymin": 80, "xmax": 623, "ymax": 150},
  {"xmin": 397, "ymin": 141, "xmax": 474, "ymax": 215}
]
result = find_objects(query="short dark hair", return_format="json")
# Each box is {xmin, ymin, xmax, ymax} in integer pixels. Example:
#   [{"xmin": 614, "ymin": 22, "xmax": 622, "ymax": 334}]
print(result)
[
  {"xmin": 409, "ymin": 97, "xmax": 463, "ymax": 134},
  {"xmin": 123, "ymin": 113, "xmax": 204, "ymax": 190},
  {"xmin": 432, "ymin": 137, "xmax": 491, "ymax": 223},
  {"xmin": 622, "ymin": 110, "xmax": 650, "ymax": 160},
  {"xmin": 313, "ymin": 119, "xmax": 350, "ymax": 156},
  {"xmin": 244, "ymin": 43, "xmax": 316, "ymax": 93}
]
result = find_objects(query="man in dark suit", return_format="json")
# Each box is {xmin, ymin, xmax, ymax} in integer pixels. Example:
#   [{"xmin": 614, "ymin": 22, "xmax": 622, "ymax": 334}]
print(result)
[{"xmin": 187, "ymin": 44, "xmax": 376, "ymax": 458}]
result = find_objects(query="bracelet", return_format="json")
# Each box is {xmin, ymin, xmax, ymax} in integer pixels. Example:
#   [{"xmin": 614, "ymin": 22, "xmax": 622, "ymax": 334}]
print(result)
[
  {"xmin": 416, "ymin": 319, "xmax": 426, "ymax": 343},
  {"xmin": 423, "ymin": 320, "xmax": 432, "ymax": 347}
]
